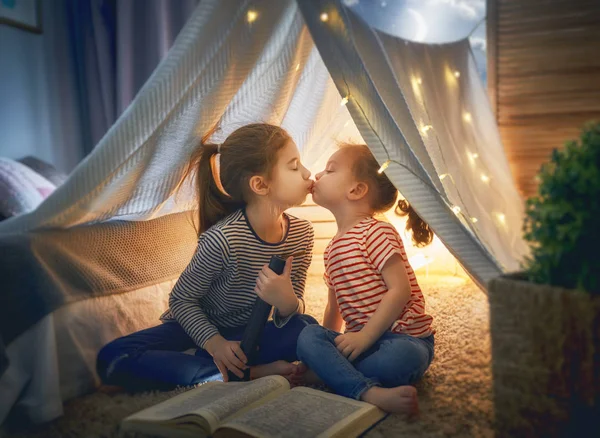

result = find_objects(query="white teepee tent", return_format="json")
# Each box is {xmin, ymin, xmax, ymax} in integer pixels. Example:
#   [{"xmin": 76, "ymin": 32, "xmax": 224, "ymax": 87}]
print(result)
[{"xmin": 0, "ymin": 0, "xmax": 527, "ymax": 424}]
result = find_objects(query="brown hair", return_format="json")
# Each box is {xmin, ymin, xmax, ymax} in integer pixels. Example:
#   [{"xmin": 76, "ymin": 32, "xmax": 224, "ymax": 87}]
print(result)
[
  {"xmin": 183, "ymin": 123, "xmax": 291, "ymax": 235},
  {"xmin": 341, "ymin": 144, "xmax": 433, "ymax": 248}
]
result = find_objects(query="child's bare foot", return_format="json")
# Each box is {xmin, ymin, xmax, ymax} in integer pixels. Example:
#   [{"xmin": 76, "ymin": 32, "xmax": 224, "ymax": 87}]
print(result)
[
  {"xmin": 288, "ymin": 362, "xmax": 307, "ymax": 387},
  {"xmin": 361, "ymin": 385, "xmax": 418, "ymax": 416},
  {"xmin": 300, "ymin": 368, "xmax": 323, "ymax": 386},
  {"xmin": 251, "ymin": 360, "xmax": 304, "ymax": 385}
]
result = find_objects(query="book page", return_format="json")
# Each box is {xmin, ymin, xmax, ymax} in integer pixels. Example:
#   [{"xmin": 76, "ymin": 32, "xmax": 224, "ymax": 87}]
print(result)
[
  {"xmin": 123, "ymin": 376, "xmax": 290, "ymax": 434},
  {"xmin": 154, "ymin": 383, "xmax": 247, "ymax": 425},
  {"xmin": 195, "ymin": 375, "xmax": 290, "ymax": 430},
  {"xmin": 215, "ymin": 387, "xmax": 384, "ymax": 438},
  {"xmin": 124, "ymin": 381, "xmax": 228, "ymax": 422}
]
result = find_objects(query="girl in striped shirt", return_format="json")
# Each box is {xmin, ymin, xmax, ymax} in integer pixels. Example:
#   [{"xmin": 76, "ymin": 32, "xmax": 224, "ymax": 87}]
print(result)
[
  {"xmin": 297, "ymin": 144, "xmax": 435, "ymax": 415},
  {"xmin": 97, "ymin": 124, "xmax": 317, "ymax": 391}
]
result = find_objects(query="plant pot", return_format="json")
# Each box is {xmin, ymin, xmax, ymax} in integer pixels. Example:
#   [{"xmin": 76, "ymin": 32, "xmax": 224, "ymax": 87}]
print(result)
[{"xmin": 488, "ymin": 273, "xmax": 600, "ymax": 437}]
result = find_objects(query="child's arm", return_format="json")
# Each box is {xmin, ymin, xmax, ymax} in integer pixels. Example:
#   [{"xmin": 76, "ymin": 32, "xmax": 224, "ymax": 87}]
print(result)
[
  {"xmin": 169, "ymin": 230, "xmax": 227, "ymax": 349},
  {"xmin": 323, "ymin": 287, "xmax": 344, "ymax": 332},
  {"xmin": 335, "ymin": 222, "xmax": 412, "ymax": 361},
  {"xmin": 360, "ymin": 253, "xmax": 410, "ymax": 341},
  {"xmin": 169, "ymin": 230, "xmax": 248, "ymax": 378},
  {"xmin": 335, "ymin": 254, "xmax": 410, "ymax": 361}
]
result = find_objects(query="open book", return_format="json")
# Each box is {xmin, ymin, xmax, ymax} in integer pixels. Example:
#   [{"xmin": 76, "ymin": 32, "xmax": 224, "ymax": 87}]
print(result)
[{"xmin": 120, "ymin": 375, "xmax": 386, "ymax": 438}]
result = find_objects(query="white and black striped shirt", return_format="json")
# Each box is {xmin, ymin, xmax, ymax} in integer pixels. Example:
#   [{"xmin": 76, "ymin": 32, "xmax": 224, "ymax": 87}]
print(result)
[{"xmin": 161, "ymin": 209, "xmax": 314, "ymax": 348}]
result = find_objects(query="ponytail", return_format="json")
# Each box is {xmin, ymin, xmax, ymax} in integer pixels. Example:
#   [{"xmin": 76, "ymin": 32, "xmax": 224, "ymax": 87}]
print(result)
[
  {"xmin": 194, "ymin": 134, "xmax": 241, "ymax": 234},
  {"xmin": 339, "ymin": 143, "xmax": 434, "ymax": 248},
  {"xmin": 395, "ymin": 199, "xmax": 433, "ymax": 248}
]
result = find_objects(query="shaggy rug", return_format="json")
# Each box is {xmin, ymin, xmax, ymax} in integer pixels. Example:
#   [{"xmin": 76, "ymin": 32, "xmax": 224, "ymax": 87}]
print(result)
[{"xmin": 2, "ymin": 274, "xmax": 494, "ymax": 437}]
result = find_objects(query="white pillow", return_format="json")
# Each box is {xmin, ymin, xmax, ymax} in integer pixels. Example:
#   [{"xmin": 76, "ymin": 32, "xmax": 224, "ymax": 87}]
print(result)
[{"xmin": 0, "ymin": 157, "xmax": 56, "ymax": 219}]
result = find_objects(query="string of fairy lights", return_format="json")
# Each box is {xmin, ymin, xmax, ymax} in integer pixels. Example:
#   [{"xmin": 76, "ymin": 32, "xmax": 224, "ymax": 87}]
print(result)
[
  {"xmin": 411, "ymin": 70, "xmax": 512, "ymax": 241},
  {"xmin": 243, "ymin": 5, "xmax": 510, "ymax": 241},
  {"xmin": 322, "ymin": 9, "xmax": 509, "ymax": 238},
  {"xmin": 409, "ymin": 71, "xmax": 485, "ymax": 231}
]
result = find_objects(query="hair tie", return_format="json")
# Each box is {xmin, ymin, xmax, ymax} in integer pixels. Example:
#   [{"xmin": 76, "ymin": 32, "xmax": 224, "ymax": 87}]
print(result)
[{"xmin": 210, "ymin": 153, "xmax": 231, "ymax": 198}]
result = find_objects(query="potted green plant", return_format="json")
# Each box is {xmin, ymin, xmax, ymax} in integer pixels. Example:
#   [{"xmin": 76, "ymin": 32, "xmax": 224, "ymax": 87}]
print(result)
[{"xmin": 488, "ymin": 122, "xmax": 600, "ymax": 437}]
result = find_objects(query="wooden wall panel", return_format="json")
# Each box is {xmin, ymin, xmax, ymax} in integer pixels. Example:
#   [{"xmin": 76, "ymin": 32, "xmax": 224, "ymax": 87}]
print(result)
[{"xmin": 487, "ymin": 0, "xmax": 600, "ymax": 197}]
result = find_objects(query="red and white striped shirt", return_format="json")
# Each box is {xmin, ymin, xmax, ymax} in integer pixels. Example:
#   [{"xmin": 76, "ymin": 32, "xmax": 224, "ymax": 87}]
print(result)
[{"xmin": 324, "ymin": 218, "xmax": 433, "ymax": 338}]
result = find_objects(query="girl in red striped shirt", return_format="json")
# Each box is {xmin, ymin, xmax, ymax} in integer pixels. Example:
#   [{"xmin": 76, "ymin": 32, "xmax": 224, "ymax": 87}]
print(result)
[{"xmin": 297, "ymin": 144, "xmax": 435, "ymax": 415}]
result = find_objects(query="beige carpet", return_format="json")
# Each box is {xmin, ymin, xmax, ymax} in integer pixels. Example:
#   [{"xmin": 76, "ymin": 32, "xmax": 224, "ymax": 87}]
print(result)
[{"xmin": 3, "ymin": 274, "xmax": 494, "ymax": 438}]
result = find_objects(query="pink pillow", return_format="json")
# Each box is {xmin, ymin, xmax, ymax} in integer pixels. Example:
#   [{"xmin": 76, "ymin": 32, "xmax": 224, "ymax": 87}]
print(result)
[{"xmin": 0, "ymin": 157, "xmax": 56, "ymax": 218}]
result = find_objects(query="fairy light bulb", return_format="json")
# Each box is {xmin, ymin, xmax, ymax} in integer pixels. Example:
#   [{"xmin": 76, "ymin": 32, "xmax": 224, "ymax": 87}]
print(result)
[
  {"xmin": 463, "ymin": 112, "xmax": 472, "ymax": 123},
  {"xmin": 471, "ymin": 217, "xmax": 478, "ymax": 223},
  {"xmin": 454, "ymin": 71, "xmax": 461, "ymax": 78},
  {"xmin": 439, "ymin": 173, "xmax": 449, "ymax": 180},
  {"xmin": 481, "ymin": 174, "xmax": 490, "ymax": 183},
  {"xmin": 295, "ymin": 63, "xmax": 300, "ymax": 72},
  {"xmin": 420, "ymin": 125, "xmax": 433, "ymax": 134},
  {"xmin": 496, "ymin": 213, "xmax": 506, "ymax": 224},
  {"xmin": 377, "ymin": 160, "xmax": 390, "ymax": 174},
  {"xmin": 452, "ymin": 206, "xmax": 461, "ymax": 215},
  {"xmin": 247, "ymin": 10, "xmax": 258, "ymax": 23},
  {"xmin": 340, "ymin": 96, "xmax": 349, "ymax": 106},
  {"xmin": 320, "ymin": 12, "xmax": 329, "ymax": 22},
  {"xmin": 411, "ymin": 77, "xmax": 423, "ymax": 98}
]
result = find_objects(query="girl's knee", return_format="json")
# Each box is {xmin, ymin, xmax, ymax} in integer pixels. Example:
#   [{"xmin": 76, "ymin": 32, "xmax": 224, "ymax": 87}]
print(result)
[
  {"xmin": 299, "ymin": 323, "xmax": 328, "ymax": 340},
  {"xmin": 360, "ymin": 336, "xmax": 432, "ymax": 387},
  {"xmin": 297, "ymin": 325, "xmax": 329, "ymax": 358},
  {"xmin": 97, "ymin": 335, "xmax": 134, "ymax": 361},
  {"xmin": 97, "ymin": 346, "xmax": 118, "ymax": 382},
  {"xmin": 379, "ymin": 362, "xmax": 426, "ymax": 387},
  {"xmin": 97, "ymin": 340, "xmax": 120, "ymax": 367},
  {"xmin": 96, "ymin": 337, "xmax": 138, "ymax": 382},
  {"xmin": 381, "ymin": 349, "xmax": 430, "ymax": 386},
  {"xmin": 297, "ymin": 324, "xmax": 332, "ymax": 354}
]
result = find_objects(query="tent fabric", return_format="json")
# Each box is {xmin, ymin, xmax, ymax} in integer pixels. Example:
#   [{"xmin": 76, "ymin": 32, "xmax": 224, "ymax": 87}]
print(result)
[
  {"xmin": 0, "ymin": 281, "xmax": 176, "ymax": 424},
  {"xmin": 0, "ymin": 212, "xmax": 197, "ymax": 349},
  {"xmin": 0, "ymin": 0, "xmax": 353, "ymax": 385},
  {"xmin": 0, "ymin": 0, "xmax": 341, "ymax": 233},
  {"xmin": 0, "ymin": 0, "xmax": 526, "ymax": 396},
  {"xmin": 298, "ymin": 0, "xmax": 527, "ymax": 282}
]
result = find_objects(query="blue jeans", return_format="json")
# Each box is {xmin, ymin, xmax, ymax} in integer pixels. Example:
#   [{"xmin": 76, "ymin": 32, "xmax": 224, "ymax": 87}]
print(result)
[
  {"xmin": 297, "ymin": 325, "xmax": 434, "ymax": 400},
  {"xmin": 97, "ymin": 314, "xmax": 318, "ymax": 392}
]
